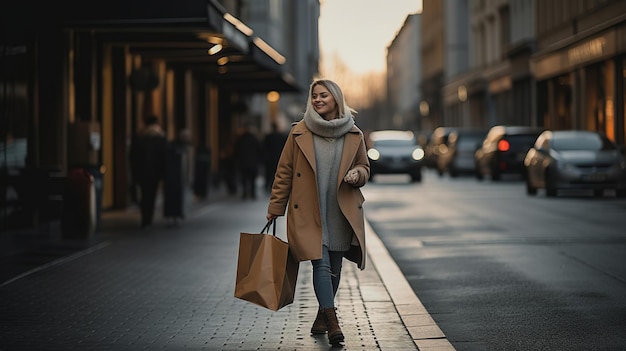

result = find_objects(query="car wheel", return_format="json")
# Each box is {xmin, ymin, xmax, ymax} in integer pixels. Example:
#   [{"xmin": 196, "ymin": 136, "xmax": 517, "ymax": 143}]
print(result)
[
  {"xmin": 526, "ymin": 178, "xmax": 537, "ymax": 195},
  {"xmin": 490, "ymin": 159, "xmax": 501, "ymax": 181},
  {"xmin": 616, "ymin": 189, "xmax": 626, "ymax": 198},
  {"xmin": 475, "ymin": 164, "xmax": 483, "ymax": 181},
  {"xmin": 521, "ymin": 168, "xmax": 529, "ymax": 180},
  {"xmin": 449, "ymin": 167, "xmax": 459, "ymax": 178},
  {"xmin": 410, "ymin": 171, "xmax": 422, "ymax": 183},
  {"xmin": 593, "ymin": 189, "xmax": 604, "ymax": 197},
  {"xmin": 491, "ymin": 170, "xmax": 501, "ymax": 181}
]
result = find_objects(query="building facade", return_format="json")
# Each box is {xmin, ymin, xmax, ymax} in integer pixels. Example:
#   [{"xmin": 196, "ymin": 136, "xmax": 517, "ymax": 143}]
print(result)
[
  {"xmin": 531, "ymin": 0, "xmax": 626, "ymax": 145},
  {"xmin": 442, "ymin": 0, "xmax": 516, "ymax": 129},
  {"xmin": 0, "ymin": 0, "xmax": 317, "ymax": 231},
  {"xmin": 387, "ymin": 14, "xmax": 422, "ymax": 131},
  {"xmin": 441, "ymin": 0, "xmax": 471, "ymax": 128},
  {"xmin": 420, "ymin": 0, "xmax": 446, "ymax": 132},
  {"xmin": 433, "ymin": 0, "xmax": 625, "ymax": 148},
  {"xmin": 224, "ymin": 0, "xmax": 320, "ymax": 130}
]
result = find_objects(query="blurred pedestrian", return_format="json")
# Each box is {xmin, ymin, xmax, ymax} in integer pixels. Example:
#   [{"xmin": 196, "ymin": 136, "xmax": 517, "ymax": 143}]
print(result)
[
  {"xmin": 262, "ymin": 122, "xmax": 287, "ymax": 193},
  {"xmin": 163, "ymin": 129, "xmax": 190, "ymax": 225},
  {"xmin": 219, "ymin": 141, "xmax": 237, "ymax": 195},
  {"xmin": 234, "ymin": 125, "xmax": 262, "ymax": 199},
  {"xmin": 266, "ymin": 79, "xmax": 370, "ymax": 345},
  {"xmin": 130, "ymin": 115, "xmax": 167, "ymax": 229}
]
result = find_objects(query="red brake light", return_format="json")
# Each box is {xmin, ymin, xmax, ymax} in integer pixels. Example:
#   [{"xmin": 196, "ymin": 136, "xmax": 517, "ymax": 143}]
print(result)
[{"xmin": 497, "ymin": 139, "xmax": 510, "ymax": 152}]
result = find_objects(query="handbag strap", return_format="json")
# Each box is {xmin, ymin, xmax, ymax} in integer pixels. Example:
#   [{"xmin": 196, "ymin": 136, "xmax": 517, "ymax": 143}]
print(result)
[{"xmin": 261, "ymin": 218, "xmax": 277, "ymax": 236}]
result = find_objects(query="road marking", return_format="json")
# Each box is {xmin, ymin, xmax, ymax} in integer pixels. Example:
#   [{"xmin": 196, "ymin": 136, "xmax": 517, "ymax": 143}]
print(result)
[{"xmin": 0, "ymin": 241, "xmax": 111, "ymax": 288}]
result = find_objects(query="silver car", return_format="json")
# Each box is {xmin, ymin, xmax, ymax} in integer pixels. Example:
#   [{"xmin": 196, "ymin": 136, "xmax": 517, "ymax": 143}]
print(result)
[
  {"xmin": 524, "ymin": 130, "xmax": 626, "ymax": 197},
  {"xmin": 367, "ymin": 130, "xmax": 424, "ymax": 182}
]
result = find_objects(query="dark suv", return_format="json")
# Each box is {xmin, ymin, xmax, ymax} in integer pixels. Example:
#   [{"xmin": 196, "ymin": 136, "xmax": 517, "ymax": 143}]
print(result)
[{"xmin": 474, "ymin": 125, "xmax": 544, "ymax": 181}]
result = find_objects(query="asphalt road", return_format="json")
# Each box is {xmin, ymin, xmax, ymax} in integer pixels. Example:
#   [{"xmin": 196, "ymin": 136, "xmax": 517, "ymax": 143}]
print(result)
[{"xmin": 362, "ymin": 171, "xmax": 626, "ymax": 351}]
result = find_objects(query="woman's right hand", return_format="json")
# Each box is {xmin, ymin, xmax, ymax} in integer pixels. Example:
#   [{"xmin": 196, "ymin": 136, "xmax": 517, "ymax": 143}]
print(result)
[{"xmin": 266, "ymin": 213, "xmax": 278, "ymax": 222}]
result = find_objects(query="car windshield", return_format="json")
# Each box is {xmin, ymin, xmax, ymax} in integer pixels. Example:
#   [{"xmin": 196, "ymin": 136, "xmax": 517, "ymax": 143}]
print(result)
[
  {"xmin": 374, "ymin": 139, "xmax": 415, "ymax": 147},
  {"xmin": 552, "ymin": 133, "xmax": 616, "ymax": 151},
  {"xmin": 456, "ymin": 136, "xmax": 484, "ymax": 150}
]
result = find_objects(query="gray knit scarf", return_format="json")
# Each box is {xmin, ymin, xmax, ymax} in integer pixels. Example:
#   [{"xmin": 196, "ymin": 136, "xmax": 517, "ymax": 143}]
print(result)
[
  {"xmin": 303, "ymin": 109, "xmax": 354, "ymax": 138},
  {"xmin": 303, "ymin": 109, "xmax": 354, "ymax": 251}
]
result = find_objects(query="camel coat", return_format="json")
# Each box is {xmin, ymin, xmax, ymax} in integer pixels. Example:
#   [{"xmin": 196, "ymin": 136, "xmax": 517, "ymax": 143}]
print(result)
[{"xmin": 267, "ymin": 120, "xmax": 370, "ymax": 270}]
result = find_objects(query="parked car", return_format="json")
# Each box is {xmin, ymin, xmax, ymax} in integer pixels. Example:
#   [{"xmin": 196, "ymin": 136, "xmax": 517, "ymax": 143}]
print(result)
[
  {"xmin": 424, "ymin": 127, "xmax": 457, "ymax": 173},
  {"xmin": 437, "ymin": 128, "xmax": 487, "ymax": 177},
  {"xmin": 367, "ymin": 130, "xmax": 424, "ymax": 182},
  {"xmin": 475, "ymin": 125, "xmax": 544, "ymax": 181},
  {"xmin": 524, "ymin": 130, "xmax": 626, "ymax": 197}
]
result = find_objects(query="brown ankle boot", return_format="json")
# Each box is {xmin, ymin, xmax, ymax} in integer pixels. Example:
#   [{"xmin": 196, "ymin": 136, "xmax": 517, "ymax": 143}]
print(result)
[
  {"xmin": 322, "ymin": 307, "xmax": 344, "ymax": 344},
  {"xmin": 311, "ymin": 308, "xmax": 327, "ymax": 334}
]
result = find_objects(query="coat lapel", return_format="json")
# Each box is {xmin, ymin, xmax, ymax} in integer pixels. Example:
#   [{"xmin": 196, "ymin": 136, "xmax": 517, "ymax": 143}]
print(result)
[
  {"xmin": 293, "ymin": 122, "xmax": 317, "ymax": 175},
  {"xmin": 292, "ymin": 121, "xmax": 362, "ymax": 182}
]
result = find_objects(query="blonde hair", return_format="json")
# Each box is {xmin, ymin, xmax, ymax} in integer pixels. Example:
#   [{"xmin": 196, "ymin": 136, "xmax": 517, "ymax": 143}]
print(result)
[{"xmin": 305, "ymin": 79, "xmax": 357, "ymax": 118}]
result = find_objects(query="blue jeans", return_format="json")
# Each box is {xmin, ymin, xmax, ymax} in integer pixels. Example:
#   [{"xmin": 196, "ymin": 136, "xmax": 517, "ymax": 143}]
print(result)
[{"xmin": 311, "ymin": 246, "xmax": 344, "ymax": 308}]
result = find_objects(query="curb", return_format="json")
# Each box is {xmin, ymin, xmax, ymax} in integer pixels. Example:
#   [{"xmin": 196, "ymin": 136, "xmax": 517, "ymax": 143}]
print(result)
[{"xmin": 365, "ymin": 218, "xmax": 456, "ymax": 351}]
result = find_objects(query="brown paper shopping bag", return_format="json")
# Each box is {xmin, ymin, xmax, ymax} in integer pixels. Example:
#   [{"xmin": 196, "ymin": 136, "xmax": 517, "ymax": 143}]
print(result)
[{"xmin": 234, "ymin": 219, "xmax": 299, "ymax": 311}]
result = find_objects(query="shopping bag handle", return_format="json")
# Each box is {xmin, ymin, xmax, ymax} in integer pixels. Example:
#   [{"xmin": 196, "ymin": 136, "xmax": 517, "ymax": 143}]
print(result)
[{"xmin": 261, "ymin": 218, "xmax": 277, "ymax": 236}]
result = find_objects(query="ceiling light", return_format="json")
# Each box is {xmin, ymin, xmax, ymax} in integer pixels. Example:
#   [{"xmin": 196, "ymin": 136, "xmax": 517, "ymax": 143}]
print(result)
[
  {"xmin": 208, "ymin": 44, "xmax": 222, "ymax": 55},
  {"xmin": 267, "ymin": 91, "xmax": 280, "ymax": 103},
  {"xmin": 253, "ymin": 37, "xmax": 286, "ymax": 64},
  {"xmin": 223, "ymin": 13, "xmax": 254, "ymax": 36},
  {"xmin": 207, "ymin": 36, "xmax": 223, "ymax": 45}
]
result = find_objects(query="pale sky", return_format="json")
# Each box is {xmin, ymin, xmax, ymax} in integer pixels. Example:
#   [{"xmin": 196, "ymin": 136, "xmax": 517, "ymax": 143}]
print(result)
[{"xmin": 319, "ymin": 0, "xmax": 423, "ymax": 75}]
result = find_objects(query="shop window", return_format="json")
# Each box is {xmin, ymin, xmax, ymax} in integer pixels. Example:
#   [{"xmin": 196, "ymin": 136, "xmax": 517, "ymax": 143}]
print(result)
[
  {"xmin": 1, "ymin": 48, "xmax": 30, "ymax": 169},
  {"xmin": 537, "ymin": 80, "xmax": 548, "ymax": 128},
  {"xmin": 554, "ymin": 74, "xmax": 573, "ymax": 130},
  {"xmin": 585, "ymin": 62, "xmax": 615, "ymax": 141},
  {"xmin": 604, "ymin": 61, "xmax": 615, "ymax": 141},
  {"xmin": 623, "ymin": 56, "xmax": 626, "ymax": 144}
]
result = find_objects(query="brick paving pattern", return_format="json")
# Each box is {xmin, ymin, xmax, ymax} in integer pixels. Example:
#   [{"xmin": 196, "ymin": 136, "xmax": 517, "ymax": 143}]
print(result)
[{"xmin": 0, "ymin": 198, "xmax": 419, "ymax": 350}]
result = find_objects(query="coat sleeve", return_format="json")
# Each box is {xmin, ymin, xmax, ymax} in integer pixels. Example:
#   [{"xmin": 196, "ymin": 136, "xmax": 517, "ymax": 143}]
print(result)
[
  {"xmin": 350, "ymin": 134, "xmax": 370, "ymax": 188},
  {"xmin": 267, "ymin": 130, "xmax": 295, "ymax": 216}
]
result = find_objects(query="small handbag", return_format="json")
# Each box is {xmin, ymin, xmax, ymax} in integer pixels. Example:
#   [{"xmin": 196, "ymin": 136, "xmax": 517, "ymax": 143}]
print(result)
[{"xmin": 234, "ymin": 219, "xmax": 299, "ymax": 311}]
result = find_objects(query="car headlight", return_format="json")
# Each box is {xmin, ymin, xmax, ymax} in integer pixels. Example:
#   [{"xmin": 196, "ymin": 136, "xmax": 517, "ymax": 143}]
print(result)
[
  {"xmin": 412, "ymin": 148, "xmax": 425, "ymax": 161},
  {"xmin": 367, "ymin": 148, "xmax": 380, "ymax": 161}
]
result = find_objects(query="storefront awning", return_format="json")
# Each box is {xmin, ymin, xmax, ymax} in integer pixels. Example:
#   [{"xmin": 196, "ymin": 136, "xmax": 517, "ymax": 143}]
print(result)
[{"xmin": 58, "ymin": 0, "xmax": 301, "ymax": 93}]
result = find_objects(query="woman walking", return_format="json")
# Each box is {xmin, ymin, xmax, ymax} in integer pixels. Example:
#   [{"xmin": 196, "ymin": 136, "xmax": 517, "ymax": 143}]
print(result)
[{"xmin": 266, "ymin": 79, "xmax": 370, "ymax": 345}]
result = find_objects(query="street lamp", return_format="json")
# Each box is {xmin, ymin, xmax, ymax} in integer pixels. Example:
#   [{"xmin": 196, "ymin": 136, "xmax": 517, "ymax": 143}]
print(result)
[
  {"xmin": 419, "ymin": 101, "xmax": 430, "ymax": 117},
  {"xmin": 457, "ymin": 85, "xmax": 469, "ymax": 126},
  {"xmin": 419, "ymin": 101, "xmax": 429, "ymax": 131},
  {"xmin": 267, "ymin": 91, "xmax": 280, "ymax": 125}
]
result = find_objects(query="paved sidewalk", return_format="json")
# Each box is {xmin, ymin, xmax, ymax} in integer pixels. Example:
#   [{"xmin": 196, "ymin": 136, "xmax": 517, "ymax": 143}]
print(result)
[{"xmin": 0, "ymin": 194, "xmax": 453, "ymax": 350}]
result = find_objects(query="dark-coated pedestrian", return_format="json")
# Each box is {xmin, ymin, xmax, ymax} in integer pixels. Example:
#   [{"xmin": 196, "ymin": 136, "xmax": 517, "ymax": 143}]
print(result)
[
  {"xmin": 130, "ymin": 115, "xmax": 167, "ymax": 228},
  {"xmin": 266, "ymin": 79, "xmax": 370, "ymax": 345},
  {"xmin": 262, "ymin": 122, "xmax": 287, "ymax": 193},
  {"xmin": 234, "ymin": 125, "xmax": 262, "ymax": 199}
]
